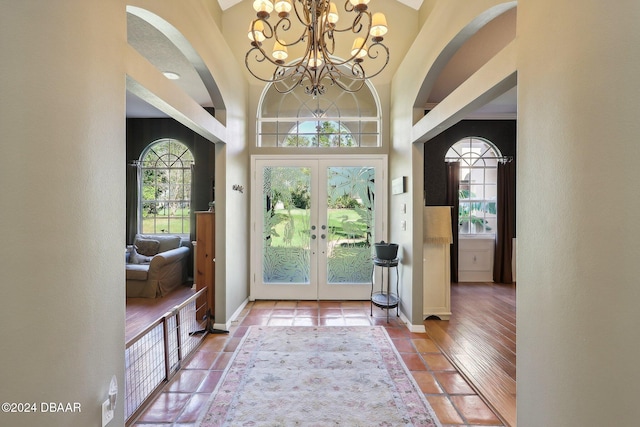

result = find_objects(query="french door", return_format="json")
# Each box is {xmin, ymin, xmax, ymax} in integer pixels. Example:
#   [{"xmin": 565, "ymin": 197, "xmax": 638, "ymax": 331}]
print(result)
[{"xmin": 251, "ymin": 156, "xmax": 386, "ymax": 300}]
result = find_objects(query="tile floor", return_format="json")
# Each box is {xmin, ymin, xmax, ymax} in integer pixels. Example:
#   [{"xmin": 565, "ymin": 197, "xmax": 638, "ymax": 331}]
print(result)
[{"xmin": 132, "ymin": 300, "xmax": 504, "ymax": 426}]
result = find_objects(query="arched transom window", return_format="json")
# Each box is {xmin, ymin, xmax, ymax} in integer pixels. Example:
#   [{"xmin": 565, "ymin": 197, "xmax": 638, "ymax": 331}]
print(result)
[
  {"xmin": 257, "ymin": 79, "xmax": 381, "ymax": 147},
  {"xmin": 139, "ymin": 139, "xmax": 194, "ymax": 235},
  {"xmin": 446, "ymin": 137, "xmax": 501, "ymax": 235}
]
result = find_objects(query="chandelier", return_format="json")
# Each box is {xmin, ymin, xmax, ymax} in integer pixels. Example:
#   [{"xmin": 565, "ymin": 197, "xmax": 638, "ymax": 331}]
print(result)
[{"xmin": 246, "ymin": 0, "xmax": 389, "ymax": 97}]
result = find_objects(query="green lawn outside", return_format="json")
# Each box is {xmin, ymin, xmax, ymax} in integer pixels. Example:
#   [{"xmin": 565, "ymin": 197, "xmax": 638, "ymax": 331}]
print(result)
[{"xmin": 267, "ymin": 208, "xmax": 369, "ymax": 247}]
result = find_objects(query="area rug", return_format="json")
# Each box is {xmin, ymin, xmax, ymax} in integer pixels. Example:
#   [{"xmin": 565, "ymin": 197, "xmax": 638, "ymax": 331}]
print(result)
[{"xmin": 197, "ymin": 326, "xmax": 441, "ymax": 427}]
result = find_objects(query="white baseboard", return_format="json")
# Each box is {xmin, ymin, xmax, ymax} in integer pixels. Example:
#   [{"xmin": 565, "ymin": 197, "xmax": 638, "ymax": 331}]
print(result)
[{"xmin": 213, "ymin": 297, "xmax": 249, "ymax": 332}]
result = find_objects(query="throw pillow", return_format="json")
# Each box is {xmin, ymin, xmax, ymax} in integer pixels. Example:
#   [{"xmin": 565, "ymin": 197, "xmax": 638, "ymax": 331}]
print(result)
[
  {"xmin": 134, "ymin": 238, "xmax": 160, "ymax": 257},
  {"xmin": 129, "ymin": 246, "xmax": 152, "ymax": 264}
]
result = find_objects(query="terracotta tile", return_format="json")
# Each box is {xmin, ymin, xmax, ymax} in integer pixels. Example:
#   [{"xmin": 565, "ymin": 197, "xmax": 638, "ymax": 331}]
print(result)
[
  {"xmin": 341, "ymin": 300, "xmax": 368, "ymax": 308},
  {"xmin": 411, "ymin": 371, "xmax": 443, "ymax": 394},
  {"xmin": 232, "ymin": 325, "xmax": 248, "ymax": 337},
  {"xmin": 422, "ymin": 353, "xmax": 456, "ymax": 371},
  {"xmin": 296, "ymin": 301, "xmax": 319, "ymax": 308},
  {"xmin": 295, "ymin": 308, "xmax": 318, "ymax": 317},
  {"xmin": 175, "ymin": 393, "xmax": 211, "ymax": 423},
  {"xmin": 267, "ymin": 317, "xmax": 293, "ymax": 326},
  {"xmin": 197, "ymin": 335, "xmax": 228, "ymax": 352},
  {"xmin": 450, "ymin": 395, "xmax": 501, "ymax": 425},
  {"xmin": 412, "ymin": 338, "xmax": 440, "ymax": 353},
  {"xmin": 344, "ymin": 317, "xmax": 372, "ymax": 326},
  {"xmin": 319, "ymin": 308, "xmax": 342, "ymax": 318},
  {"xmin": 319, "ymin": 317, "xmax": 345, "ymax": 326},
  {"xmin": 400, "ymin": 353, "xmax": 427, "ymax": 371},
  {"xmin": 342, "ymin": 308, "xmax": 368, "ymax": 317},
  {"xmin": 136, "ymin": 392, "xmax": 192, "ymax": 423},
  {"xmin": 293, "ymin": 317, "xmax": 319, "ymax": 326},
  {"xmin": 426, "ymin": 396, "xmax": 464, "ymax": 425},
  {"xmin": 252, "ymin": 301, "xmax": 276, "ymax": 308},
  {"xmin": 166, "ymin": 370, "xmax": 208, "ymax": 393},
  {"xmin": 271, "ymin": 308, "xmax": 296, "ymax": 317},
  {"xmin": 318, "ymin": 300, "xmax": 342, "ymax": 308},
  {"xmin": 434, "ymin": 372, "xmax": 476, "ymax": 395},
  {"xmin": 384, "ymin": 326, "xmax": 409, "ymax": 339},
  {"xmin": 196, "ymin": 370, "xmax": 223, "ymax": 393},
  {"xmin": 223, "ymin": 337, "xmax": 242, "ymax": 352},
  {"xmin": 392, "ymin": 338, "xmax": 417, "ymax": 353},
  {"xmin": 274, "ymin": 301, "xmax": 297, "ymax": 308},
  {"xmin": 182, "ymin": 351, "xmax": 219, "ymax": 370},
  {"xmin": 240, "ymin": 315, "xmax": 270, "ymax": 326},
  {"xmin": 211, "ymin": 352, "xmax": 233, "ymax": 370}
]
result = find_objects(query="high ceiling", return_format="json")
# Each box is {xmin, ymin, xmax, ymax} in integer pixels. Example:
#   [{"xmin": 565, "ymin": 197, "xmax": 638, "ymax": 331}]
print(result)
[
  {"xmin": 216, "ymin": 0, "xmax": 424, "ymax": 11},
  {"xmin": 126, "ymin": 1, "xmax": 516, "ymax": 119}
]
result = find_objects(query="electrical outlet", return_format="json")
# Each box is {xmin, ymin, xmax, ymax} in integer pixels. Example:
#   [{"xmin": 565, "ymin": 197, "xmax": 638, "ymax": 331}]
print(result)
[{"xmin": 102, "ymin": 399, "xmax": 114, "ymax": 426}]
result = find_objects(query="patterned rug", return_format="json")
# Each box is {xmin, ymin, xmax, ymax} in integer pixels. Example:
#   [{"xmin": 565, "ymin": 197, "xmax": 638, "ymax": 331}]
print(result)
[{"xmin": 197, "ymin": 326, "xmax": 442, "ymax": 427}]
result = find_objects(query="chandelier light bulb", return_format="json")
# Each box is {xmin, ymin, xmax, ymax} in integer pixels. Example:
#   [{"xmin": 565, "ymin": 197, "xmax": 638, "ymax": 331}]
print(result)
[
  {"xmin": 308, "ymin": 55, "xmax": 324, "ymax": 69},
  {"xmin": 351, "ymin": 37, "xmax": 368, "ymax": 59},
  {"xmin": 327, "ymin": 2, "xmax": 339, "ymax": 24},
  {"xmin": 272, "ymin": 40, "xmax": 288, "ymax": 62},
  {"xmin": 274, "ymin": 0, "xmax": 292, "ymax": 16},
  {"xmin": 247, "ymin": 20, "xmax": 266, "ymax": 43},
  {"xmin": 370, "ymin": 12, "xmax": 388, "ymax": 38},
  {"xmin": 244, "ymin": 0, "xmax": 389, "ymax": 96},
  {"xmin": 253, "ymin": 0, "xmax": 274, "ymax": 17},
  {"xmin": 348, "ymin": 0, "xmax": 370, "ymax": 11}
]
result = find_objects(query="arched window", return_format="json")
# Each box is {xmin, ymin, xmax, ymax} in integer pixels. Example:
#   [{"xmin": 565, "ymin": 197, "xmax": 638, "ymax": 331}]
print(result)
[
  {"xmin": 139, "ymin": 139, "xmax": 194, "ymax": 235},
  {"xmin": 446, "ymin": 137, "xmax": 501, "ymax": 235},
  {"xmin": 257, "ymin": 78, "xmax": 381, "ymax": 147}
]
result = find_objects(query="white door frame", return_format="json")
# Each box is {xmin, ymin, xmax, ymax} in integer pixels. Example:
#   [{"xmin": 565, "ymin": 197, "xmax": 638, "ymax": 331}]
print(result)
[{"xmin": 250, "ymin": 154, "xmax": 387, "ymax": 300}]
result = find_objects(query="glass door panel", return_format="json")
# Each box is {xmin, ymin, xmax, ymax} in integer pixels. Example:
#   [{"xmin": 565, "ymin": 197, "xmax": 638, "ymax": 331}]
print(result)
[
  {"xmin": 325, "ymin": 166, "xmax": 375, "ymax": 284},
  {"xmin": 252, "ymin": 156, "xmax": 385, "ymax": 300}
]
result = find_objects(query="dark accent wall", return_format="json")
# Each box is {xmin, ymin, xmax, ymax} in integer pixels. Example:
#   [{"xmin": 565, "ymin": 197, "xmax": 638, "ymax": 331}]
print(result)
[
  {"xmin": 423, "ymin": 120, "xmax": 516, "ymax": 206},
  {"xmin": 126, "ymin": 118, "xmax": 216, "ymax": 278},
  {"xmin": 126, "ymin": 118, "xmax": 216, "ymax": 213}
]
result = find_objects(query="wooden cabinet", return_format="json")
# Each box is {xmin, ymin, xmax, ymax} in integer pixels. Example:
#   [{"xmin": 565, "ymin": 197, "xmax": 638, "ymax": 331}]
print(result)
[{"xmin": 195, "ymin": 211, "xmax": 215, "ymax": 319}]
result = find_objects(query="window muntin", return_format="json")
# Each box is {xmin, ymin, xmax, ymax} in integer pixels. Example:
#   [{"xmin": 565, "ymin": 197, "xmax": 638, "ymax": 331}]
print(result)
[
  {"xmin": 257, "ymin": 76, "xmax": 381, "ymax": 148},
  {"xmin": 446, "ymin": 137, "xmax": 500, "ymax": 235},
  {"xmin": 139, "ymin": 139, "xmax": 194, "ymax": 235}
]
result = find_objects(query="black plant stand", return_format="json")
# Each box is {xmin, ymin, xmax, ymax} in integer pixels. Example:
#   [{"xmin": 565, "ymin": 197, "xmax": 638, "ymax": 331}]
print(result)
[{"xmin": 370, "ymin": 257, "xmax": 400, "ymax": 323}]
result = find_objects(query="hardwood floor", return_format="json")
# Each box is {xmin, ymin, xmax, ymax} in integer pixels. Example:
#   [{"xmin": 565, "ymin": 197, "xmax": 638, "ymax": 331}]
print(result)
[
  {"xmin": 125, "ymin": 285, "xmax": 196, "ymax": 343},
  {"xmin": 424, "ymin": 282, "xmax": 516, "ymax": 427}
]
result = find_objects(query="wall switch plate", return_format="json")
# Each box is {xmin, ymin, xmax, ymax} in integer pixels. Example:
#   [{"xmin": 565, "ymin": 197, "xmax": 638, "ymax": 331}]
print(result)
[
  {"xmin": 102, "ymin": 400, "xmax": 114, "ymax": 426},
  {"xmin": 401, "ymin": 220, "xmax": 406, "ymax": 231}
]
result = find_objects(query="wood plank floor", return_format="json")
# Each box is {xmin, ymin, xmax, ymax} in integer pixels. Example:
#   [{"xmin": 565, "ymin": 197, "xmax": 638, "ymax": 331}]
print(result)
[
  {"xmin": 424, "ymin": 282, "xmax": 516, "ymax": 427},
  {"xmin": 125, "ymin": 285, "xmax": 196, "ymax": 343}
]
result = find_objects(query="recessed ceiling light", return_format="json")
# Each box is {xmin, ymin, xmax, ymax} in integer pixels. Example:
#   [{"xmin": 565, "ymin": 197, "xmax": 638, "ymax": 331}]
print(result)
[{"xmin": 162, "ymin": 71, "xmax": 180, "ymax": 80}]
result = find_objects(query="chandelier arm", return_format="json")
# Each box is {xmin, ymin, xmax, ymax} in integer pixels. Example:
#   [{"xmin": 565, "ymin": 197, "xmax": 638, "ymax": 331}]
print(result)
[
  {"xmin": 273, "ymin": 16, "xmax": 308, "ymax": 48},
  {"xmin": 245, "ymin": 0, "xmax": 389, "ymax": 97}
]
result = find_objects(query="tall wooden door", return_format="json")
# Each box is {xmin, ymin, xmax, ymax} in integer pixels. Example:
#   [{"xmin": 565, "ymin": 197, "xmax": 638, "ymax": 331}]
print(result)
[{"xmin": 195, "ymin": 211, "xmax": 215, "ymax": 319}]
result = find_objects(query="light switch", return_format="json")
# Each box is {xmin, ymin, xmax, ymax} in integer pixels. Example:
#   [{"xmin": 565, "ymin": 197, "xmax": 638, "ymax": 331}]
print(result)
[{"xmin": 401, "ymin": 220, "xmax": 406, "ymax": 231}]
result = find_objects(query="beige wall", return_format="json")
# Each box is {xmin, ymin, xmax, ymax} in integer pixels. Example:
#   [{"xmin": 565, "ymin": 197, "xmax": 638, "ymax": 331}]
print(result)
[
  {"xmin": 0, "ymin": 1, "xmax": 127, "ymax": 425},
  {"xmin": 517, "ymin": 0, "xmax": 640, "ymax": 424},
  {"xmin": 0, "ymin": 1, "xmax": 248, "ymax": 424},
  {"xmin": 127, "ymin": 0, "xmax": 250, "ymax": 326},
  {"xmin": 391, "ymin": 0, "xmax": 516, "ymax": 327}
]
